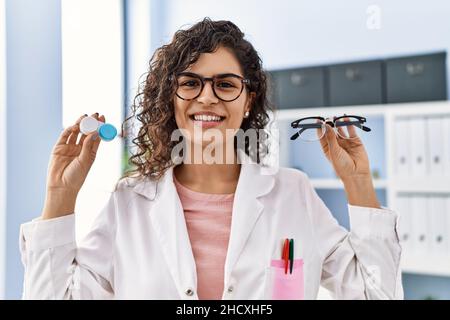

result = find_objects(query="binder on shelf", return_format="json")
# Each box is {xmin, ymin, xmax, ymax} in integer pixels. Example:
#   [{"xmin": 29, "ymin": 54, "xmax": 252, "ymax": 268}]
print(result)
[
  {"xmin": 426, "ymin": 117, "xmax": 445, "ymax": 176},
  {"xmin": 409, "ymin": 117, "xmax": 428, "ymax": 177},
  {"xmin": 410, "ymin": 195, "xmax": 430, "ymax": 255},
  {"xmin": 396, "ymin": 195, "xmax": 413, "ymax": 253},
  {"xmin": 428, "ymin": 196, "xmax": 448, "ymax": 256},
  {"xmin": 443, "ymin": 117, "xmax": 450, "ymax": 177},
  {"xmin": 446, "ymin": 196, "xmax": 450, "ymax": 256},
  {"xmin": 393, "ymin": 118, "xmax": 411, "ymax": 177}
]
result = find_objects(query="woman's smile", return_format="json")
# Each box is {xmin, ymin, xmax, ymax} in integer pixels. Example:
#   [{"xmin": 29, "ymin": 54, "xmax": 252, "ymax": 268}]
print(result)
[{"xmin": 189, "ymin": 111, "xmax": 227, "ymax": 129}]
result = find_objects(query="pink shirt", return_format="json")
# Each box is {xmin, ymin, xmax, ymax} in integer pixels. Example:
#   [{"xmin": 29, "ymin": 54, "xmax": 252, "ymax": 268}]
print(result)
[{"xmin": 173, "ymin": 175, "xmax": 234, "ymax": 300}]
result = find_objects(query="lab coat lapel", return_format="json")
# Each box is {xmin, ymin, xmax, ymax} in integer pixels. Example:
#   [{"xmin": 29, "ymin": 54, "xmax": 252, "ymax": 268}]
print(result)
[
  {"xmin": 138, "ymin": 167, "xmax": 198, "ymax": 299},
  {"xmin": 224, "ymin": 153, "xmax": 275, "ymax": 283}
]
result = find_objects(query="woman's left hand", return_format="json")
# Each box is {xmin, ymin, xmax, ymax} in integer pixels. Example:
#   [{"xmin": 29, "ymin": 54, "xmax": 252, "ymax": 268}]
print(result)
[
  {"xmin": 319, "ymin": 122, "xmax": 380, "ymax": 208},
  {"xmin": 319, "ymin": 122, "xmax": 370, "ymax": 180}
]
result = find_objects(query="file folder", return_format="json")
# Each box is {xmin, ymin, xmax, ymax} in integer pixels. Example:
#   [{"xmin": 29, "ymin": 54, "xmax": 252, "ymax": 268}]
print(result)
[
  {"xmin": 446, "ymin": 196, "xmax": 450, "ymax": 256},
  {"xmin": 426, "ymin": 117, "xmax": 445, "ymax": 176},
  {"xmin": 394, "ymin": 118, "xmax": 411, "ymax": 176},
  {"xmin": 409, "ymin": 118, "xmax": 428, "ymax": 177},
  {"xmin": 428, "ymin": 196, "xmax": 448, "ymax": 256},
  {"xmin": 396, "ymin": 195, "xmax": 413, "ymax": 253},
  {"xmin": 410, "ymin": 195, "xmax": 430, "ymax": 255},
  {"xmin": 443, "ymin": 117, "xmax": 450, "ymax": 176}
]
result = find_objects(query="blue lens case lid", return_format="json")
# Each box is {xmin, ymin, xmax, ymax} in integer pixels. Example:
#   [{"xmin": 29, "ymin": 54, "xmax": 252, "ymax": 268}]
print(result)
[{"xmin": 98, "ymin": 123, "xmax": 117, "ymax": 141}]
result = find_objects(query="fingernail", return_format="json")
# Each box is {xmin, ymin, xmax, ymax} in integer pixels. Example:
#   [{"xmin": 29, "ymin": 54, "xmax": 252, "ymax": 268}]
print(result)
[{"xmin": 91, "ymin": 133, "xmax": 99, "ymax": 141}]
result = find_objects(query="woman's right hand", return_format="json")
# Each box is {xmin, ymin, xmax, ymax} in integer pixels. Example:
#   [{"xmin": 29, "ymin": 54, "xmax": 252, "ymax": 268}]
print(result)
[{"xmin": 42, "ymin": 113, "xmax": 105, "ymax": 220}]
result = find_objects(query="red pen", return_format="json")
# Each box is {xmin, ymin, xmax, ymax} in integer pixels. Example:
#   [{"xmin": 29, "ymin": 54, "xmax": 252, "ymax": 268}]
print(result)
[{"xmin": 282, "ymin": 239, "xmax": 289, "ymax": 274}]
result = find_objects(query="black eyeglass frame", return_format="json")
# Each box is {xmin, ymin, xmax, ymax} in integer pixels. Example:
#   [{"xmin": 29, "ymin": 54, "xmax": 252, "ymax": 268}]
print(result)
[
  {"xmin": 173, "ymin": 72, "xmax": 251, "ymax": 102},
  {"xmin": 290, "ymin": 115, "xmax": 371, "ymax": 141}
]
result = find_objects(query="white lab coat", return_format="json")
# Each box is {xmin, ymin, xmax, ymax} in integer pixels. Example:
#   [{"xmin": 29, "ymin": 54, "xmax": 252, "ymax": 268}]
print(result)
[{"xmin": 19, "ymin": 159, "xmax": 403, "ymax": 300}]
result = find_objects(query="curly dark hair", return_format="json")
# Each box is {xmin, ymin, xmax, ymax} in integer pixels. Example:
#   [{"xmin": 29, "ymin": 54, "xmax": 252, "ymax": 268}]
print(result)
[{"xmin": 122, "ymin": 17, "xmax": 274, "ymax": 181}]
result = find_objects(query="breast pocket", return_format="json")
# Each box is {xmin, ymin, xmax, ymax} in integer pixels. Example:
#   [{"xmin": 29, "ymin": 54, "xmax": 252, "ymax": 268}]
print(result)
[{"xmin": 264, "ymin": 259, "xmax": 304, "ymax": 300}]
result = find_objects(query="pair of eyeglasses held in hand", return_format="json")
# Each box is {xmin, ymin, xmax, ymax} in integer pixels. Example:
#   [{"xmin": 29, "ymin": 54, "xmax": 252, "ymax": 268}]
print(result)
[{"xmin": 290, "ymin": 115, "xmax": 371, "ymax": 142}]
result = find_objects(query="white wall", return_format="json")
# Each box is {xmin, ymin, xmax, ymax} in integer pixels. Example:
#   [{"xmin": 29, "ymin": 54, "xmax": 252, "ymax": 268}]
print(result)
[
  {"xmin": 61, "ymin": 0, "xmax": 124, "ymax": 241},
  {"xmin": 126, "ymin": 0, "xmax": 152, "ymax": 101},
  {"xmin": 124, "ymin": 0, "xmax": 152, "ymax": 153},
  {"xmin": 164, "ymin": 0, "xmax": 450, "ymax": 93},
  {"xmin": 0, "ymin": 0, "xmax": 6, "ymax": 300}
]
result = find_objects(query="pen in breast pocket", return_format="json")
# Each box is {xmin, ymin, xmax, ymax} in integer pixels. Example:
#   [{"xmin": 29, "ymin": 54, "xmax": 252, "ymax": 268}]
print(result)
[
  {"xmin": 282, "ymin": 239, "xmax": 289, "ymax": 274},
  {"xmin": 289, "ymin": 238, "xmax": 294, "ymax": 274}
]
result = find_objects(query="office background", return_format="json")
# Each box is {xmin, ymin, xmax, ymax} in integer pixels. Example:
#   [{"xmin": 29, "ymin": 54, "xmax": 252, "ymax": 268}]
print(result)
[{"xmin": 1, "ymin": 0, "xmax": 450, "ymax": 299}]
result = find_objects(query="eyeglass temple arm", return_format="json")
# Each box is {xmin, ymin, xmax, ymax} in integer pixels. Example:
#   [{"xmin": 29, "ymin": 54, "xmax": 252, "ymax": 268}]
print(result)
[
  {"xmin": 290, "ymin": 129, "xmax": 303, "ymax": 140},
  {"xmin": 290, "ymin": 123, "xmax": 322, "ymax": 140},
  {"xmin": 336, "ymin": 120, "xmax": 371, "ymax": 132}
]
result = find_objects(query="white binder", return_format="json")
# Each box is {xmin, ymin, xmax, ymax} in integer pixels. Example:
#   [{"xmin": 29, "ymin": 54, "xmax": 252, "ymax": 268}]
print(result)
[
  {"xmin": 396, "ymin": 195, "xmax": 413, "ymax": 254},
  {"xmin": 394, "ymin": 118, "xmax": 411, "ymax": 176},
  {"xmin": 428, "ymin": 196, "xmax": 448, "ymax": 256},
  {"xmin": 446, "ymin": 196, "xmax": 450, "ymax": 256},
  {"xmin": 443, "ymin": 117, "xmax": 450, "ymax": 176},
  {"xmin": 426, "ymin": 117, "xmax": 445, "ymax": 176},
  {"xmin": 409, "ymin": 118, "xmax": 428, "ymax": 177},
  {"xmin": 410, "ymin": 195, "xmax": 430, "ymax": 255}
]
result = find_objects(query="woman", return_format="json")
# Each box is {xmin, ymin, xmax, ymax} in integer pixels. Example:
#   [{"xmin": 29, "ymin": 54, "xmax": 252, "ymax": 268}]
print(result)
[{"xmin": 20, "ymin": 18, "xmax": 402, "ymax": 300}]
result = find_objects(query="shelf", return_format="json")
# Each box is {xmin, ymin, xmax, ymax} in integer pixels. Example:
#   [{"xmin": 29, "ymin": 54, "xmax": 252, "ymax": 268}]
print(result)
[
  {"xmin": 272, "ymin": 105, "xmax": 386, "ymax": 122},
  {"xmin": 311, "ymin": 178, "xmax": 387, "ymax": 189},
  {"xmin": 392, "ymin": 178, "xmax": 450, "ymax": 194},
  {"xmin": 401, "ymin": 254, "xmax": 450, "ymax": 277},
  {"xmin": 387, "ymin": 100, "xmax": 450, "ymax": 117},
  {"xmin": 270, "ymin": 100, "xmax": 450, "ymax": 122}
]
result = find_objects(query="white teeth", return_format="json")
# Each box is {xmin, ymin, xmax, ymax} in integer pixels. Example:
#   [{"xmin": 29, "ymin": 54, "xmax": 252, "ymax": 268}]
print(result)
[{"xmin": 193, "ymin": 114, "xmax": 222, "ymax": 122}]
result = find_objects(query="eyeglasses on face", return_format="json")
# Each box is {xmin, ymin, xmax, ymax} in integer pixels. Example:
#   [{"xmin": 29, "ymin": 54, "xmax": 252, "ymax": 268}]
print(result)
[
  {"xmin": 290, "ymin": 115, "xmax": 371, "ymax": 142},
  {"xmin": 173, "ymin": 72, "xmax": 251, "ymax": 102}
]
